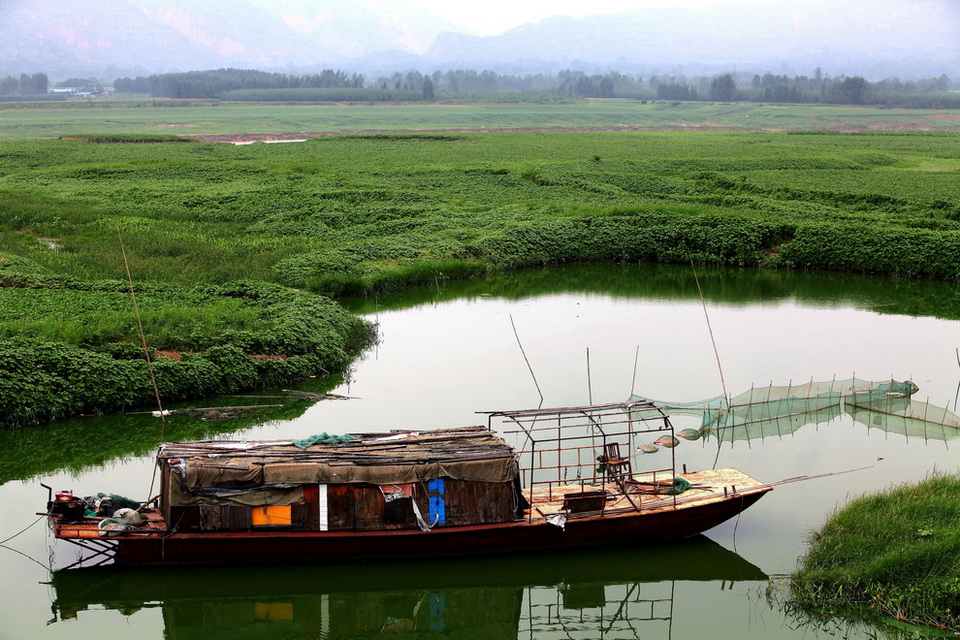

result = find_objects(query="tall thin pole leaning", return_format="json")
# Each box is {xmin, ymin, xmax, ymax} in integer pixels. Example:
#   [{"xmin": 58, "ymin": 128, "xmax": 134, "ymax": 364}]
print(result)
[
  {"xmin": 510, "ymin": 314, "xmax": 544, "ymax": 407},
  {"xmin": 690, "ymin": 259, "xmax": 730, "ymax": 408},
  {"xmin": 118, "ymin": 228, "xmax": 165, "ymax": 421}
]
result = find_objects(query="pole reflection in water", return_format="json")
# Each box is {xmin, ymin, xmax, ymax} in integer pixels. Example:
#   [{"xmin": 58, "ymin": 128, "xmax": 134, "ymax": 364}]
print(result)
[{"xmin": 48, "ymin": 536, "xmax": 765, "ymax": 639}]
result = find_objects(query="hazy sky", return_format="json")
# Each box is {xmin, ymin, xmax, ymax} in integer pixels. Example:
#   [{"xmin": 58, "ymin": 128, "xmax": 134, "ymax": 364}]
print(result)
[{"xmin": 401, "ymin": 0, "xmax": 796, "ymax": 36}]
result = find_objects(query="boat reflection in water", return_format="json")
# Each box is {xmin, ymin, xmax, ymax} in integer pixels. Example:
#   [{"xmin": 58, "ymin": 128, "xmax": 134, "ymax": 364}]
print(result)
[{"xmin": 49, "ymin": 536, "xmax": 765, "ymax": 639}]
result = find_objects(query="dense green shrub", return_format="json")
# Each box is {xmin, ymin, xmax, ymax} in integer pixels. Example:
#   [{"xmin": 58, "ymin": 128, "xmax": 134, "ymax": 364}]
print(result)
[
  {"xmin": 0, "ymin": 271, "xmax": 374, "ymax": 427},
  {"xmin": 781, "ymin": 224, "xmax": 960, "ymax": 279}
]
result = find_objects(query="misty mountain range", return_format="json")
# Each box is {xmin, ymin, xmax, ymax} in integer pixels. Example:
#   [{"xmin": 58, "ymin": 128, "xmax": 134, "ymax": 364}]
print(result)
[{"xmin": 2, "ymin": 0, "xmax": 957, "ymax": 81}]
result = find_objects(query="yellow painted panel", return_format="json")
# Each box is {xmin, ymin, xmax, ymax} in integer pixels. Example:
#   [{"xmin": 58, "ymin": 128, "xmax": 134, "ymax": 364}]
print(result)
[{"xmin": 251, "ymin": 505, "xmax": 291, "ymax": 527}]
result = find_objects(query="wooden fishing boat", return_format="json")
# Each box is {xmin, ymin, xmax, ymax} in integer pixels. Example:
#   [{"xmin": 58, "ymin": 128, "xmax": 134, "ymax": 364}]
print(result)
[{"xmin": 43, "ymin": 401, "xmax": 771, "ymax": 568}]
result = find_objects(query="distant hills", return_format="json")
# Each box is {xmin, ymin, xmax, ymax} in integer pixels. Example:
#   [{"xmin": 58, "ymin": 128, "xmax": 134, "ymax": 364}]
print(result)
[
  {"xmin": 1, "ymin": 0, "xmax": 957, "ymax": 81},
  {"xmin": 429, "ymin": 2, "xmax": 960, "ymax": 79},
  {"xmin": 0, "ymin": 0, "xmax": 452, "ymax": 78}
]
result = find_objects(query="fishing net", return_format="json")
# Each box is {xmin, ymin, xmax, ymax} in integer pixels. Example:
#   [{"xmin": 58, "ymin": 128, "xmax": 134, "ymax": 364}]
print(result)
[
  {"xmin": 846, "ymin": 395, "xmax": 960, "ymax": 439},
  {"xmin": 632, "ymin": 378, "xmax": 959, "ymax": 443}
]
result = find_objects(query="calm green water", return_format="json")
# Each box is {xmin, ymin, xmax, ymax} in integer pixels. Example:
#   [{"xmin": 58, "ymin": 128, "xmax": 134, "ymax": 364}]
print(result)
[{"xmin": 2, "ymin": 264, "xmax": 959, "ymax": 639}]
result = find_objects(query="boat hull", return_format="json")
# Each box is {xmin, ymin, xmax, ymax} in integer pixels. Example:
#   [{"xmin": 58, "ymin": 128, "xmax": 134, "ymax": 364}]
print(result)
[{"xmin": 108, "ymin": 488, "xmax": 767, "ymax": 566}]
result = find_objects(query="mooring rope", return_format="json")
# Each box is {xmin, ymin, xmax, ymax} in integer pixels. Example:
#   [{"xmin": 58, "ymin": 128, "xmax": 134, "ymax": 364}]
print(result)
[
  {"xmin": 0, "ymin": 515, "xmax": 51, "ymax": 571},
  {"xmin": 0, "ymin": 514, "xmax": 44, "ymax": 546}
]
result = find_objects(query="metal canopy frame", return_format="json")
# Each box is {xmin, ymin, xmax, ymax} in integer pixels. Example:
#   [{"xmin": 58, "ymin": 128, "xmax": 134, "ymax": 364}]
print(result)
[{"xmin": 484, "ymin": 402, "xmax": 678, "ymax": 518}]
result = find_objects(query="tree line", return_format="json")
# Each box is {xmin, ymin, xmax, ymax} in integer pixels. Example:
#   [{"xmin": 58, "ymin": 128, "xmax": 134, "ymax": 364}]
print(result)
[
  {"xmin": 4, "ymin": 67, "xmax": 957, "ymax": 108},
  {"xmin": 118, "ymin": 68, "xmax": 956, "ymax": 108},
  {"xmin": 114, "ymin": 68, "xmax": 365, "ymax": 99}
]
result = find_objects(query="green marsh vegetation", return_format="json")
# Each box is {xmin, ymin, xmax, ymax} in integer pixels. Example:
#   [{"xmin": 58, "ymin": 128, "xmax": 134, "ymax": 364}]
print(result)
[
  {"xmin": 0, "ymin": 124, "xmax": 958, "ymax": 427},
  {"xmin": 789, "ymin": 474, "xmax": 960, "ymax": 633},
  {"xmin": 2, "ymin": 128, "xmax": 957, "ymax": 286}
]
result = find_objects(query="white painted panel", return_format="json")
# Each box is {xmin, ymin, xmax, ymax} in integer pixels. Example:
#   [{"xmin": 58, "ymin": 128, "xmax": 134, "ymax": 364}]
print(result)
[{"xmin": 318, "ymin": 484, "xmax": 328, "ymax": 531}]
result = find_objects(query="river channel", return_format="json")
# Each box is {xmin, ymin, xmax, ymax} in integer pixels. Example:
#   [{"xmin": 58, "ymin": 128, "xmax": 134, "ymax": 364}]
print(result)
[{"xmin": 1, "ymin": 263, "xmax": 959, "ymax": 639}]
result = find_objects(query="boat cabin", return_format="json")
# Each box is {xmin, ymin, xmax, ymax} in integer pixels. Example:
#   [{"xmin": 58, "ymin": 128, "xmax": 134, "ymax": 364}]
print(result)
[{"xmin": 157, "ymin": 426, "xmax": 523, "ymax": 533}]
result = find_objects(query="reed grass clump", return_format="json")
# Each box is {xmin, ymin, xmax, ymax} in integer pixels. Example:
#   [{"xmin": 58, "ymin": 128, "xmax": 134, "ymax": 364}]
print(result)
[{"xmin": 790, "ymin": 474, "xmax": 960, "ymax": 632}]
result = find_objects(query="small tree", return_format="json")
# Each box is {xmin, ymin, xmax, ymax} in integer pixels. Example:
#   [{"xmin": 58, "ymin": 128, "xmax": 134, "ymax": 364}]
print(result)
[
  {"xmin": 422, "ymin": 77, "xmax": 434, "ymax": 101},
  {"xmin": 832, "ymin": 76, "xmax": 871, "ymax": 105},
  {"xmin": 0, "ymin": 75, "xmax": 18, "ymax": 95},
  {"xmin": 18, "ymin": 73, "xmax": 35, "ymax": 95},
  {"xmin": 710, "ymin": 73, "xmax": 736, "ymax": 101},
  {"xmin": 599, "ymin": 76, "xmax": 615, "ymax": 98},
  {"xmin": 31, "ymin": 72, "xmax": 49, "ymax": 94}
]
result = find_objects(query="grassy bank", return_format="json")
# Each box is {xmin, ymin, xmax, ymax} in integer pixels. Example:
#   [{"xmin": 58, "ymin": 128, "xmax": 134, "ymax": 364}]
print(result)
[
  {"xmin": 0, "ymin": 259, "xmax": 373, "ymax": 427},
  {"xmin": 790, "ymin": 474, "xmax": 960, "ymax": 632}
]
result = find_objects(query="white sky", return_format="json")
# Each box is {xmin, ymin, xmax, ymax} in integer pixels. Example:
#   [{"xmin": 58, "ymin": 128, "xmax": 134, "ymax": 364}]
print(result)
[{"xmin": 400, "ymin": 0, "xmax": 796, "ymax": 36}]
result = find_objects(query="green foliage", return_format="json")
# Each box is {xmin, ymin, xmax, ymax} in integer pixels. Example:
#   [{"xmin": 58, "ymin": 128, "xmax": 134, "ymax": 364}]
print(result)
[
  {"xmin": 0, "ymin": 270, "xmax": 373, "ymax": 427},
  {"xmin": 790, "ymin": 474, "xmax": 960, "ymax": 631},
  {"xmin": 780, "ymin": 224, "xmax": 960, "ymax": 279},
  {"xmin": 147, "ymin": 68, "xmax": 366, "ymax": 99},
  {"xmin": 1, "ymin": 130, "xmax": 958, "ymax": 294}
]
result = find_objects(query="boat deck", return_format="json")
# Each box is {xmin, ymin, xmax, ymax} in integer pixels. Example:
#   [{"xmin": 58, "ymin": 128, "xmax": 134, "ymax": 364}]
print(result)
[
  {"xmin": 54, "ymin": 509, "xmax": 168, "ymax": 540},
  {"xmin": 523, "ymin": 468, "xmax": 767, "ymax": 520}
]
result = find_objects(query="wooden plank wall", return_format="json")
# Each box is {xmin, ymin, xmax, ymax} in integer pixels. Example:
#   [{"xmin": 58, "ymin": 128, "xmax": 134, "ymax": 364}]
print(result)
[
  {"xmin": 170, "ymin": 479, "xmax": 519, "ymax": 532},
  {"xmin": 329, "ymin": 480, "xmax": 517, "ymax": 531}
]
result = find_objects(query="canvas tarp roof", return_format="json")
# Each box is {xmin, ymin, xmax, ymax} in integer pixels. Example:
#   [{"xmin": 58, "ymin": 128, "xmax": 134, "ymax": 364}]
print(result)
[
  {"xmin": 166, "ymin": 480, "xmax": 304, "ymax": 507},
  {"xmin": 160, "ymin": 426, "xmax": 519, "ymax": 495},
  {"xmin": 177, "ymin": 456, "xmax": 517, "ymax": 491}
]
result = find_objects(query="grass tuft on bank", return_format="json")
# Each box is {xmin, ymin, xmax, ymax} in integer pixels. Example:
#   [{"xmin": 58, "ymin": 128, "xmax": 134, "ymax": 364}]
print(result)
[{"xmin": 790, "ymin": 473, "xmax": 960, "ymax": 632}]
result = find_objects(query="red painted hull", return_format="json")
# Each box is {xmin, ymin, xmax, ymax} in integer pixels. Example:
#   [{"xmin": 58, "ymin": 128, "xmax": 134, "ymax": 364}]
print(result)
[{"xmin": 113, "ymin": 489, "xmax": 768, "ymax": 566}]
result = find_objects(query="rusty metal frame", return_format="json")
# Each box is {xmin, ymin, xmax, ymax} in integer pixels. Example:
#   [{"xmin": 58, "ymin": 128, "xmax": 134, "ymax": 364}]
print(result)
[{"xmin": 484, "ymin": 401, "xmax": 678, "ymax": 520}]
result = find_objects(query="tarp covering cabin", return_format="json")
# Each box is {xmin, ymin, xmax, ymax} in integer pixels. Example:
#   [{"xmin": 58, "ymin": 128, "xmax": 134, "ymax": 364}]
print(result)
[{"xmin": 157, "ymin": 426, "xmax": 523, "ymax": 533}]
